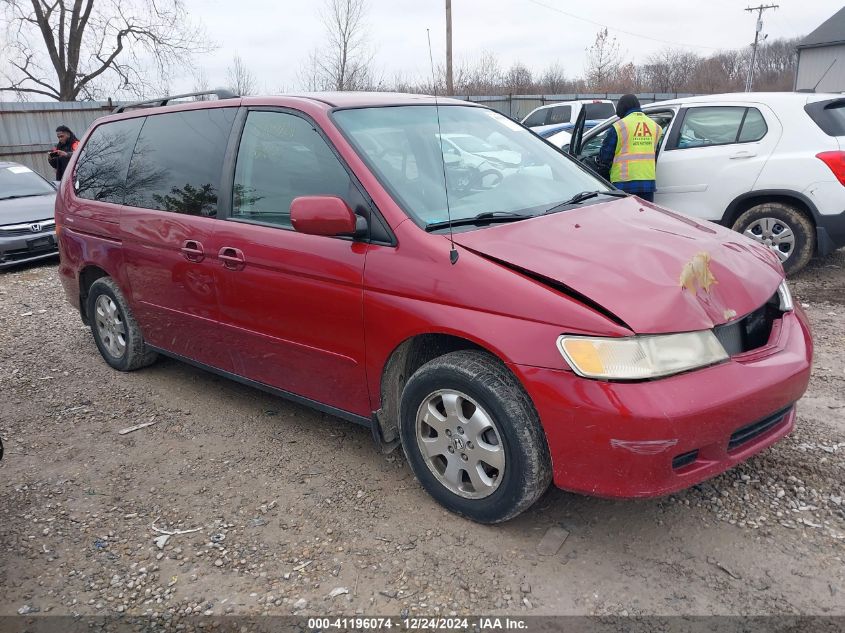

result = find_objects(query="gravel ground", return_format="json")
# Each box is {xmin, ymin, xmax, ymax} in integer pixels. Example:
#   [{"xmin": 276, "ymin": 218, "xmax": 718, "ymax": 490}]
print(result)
[{"xmin": 1, "ymin": 251, "xmax": 843, "ymax": 621}]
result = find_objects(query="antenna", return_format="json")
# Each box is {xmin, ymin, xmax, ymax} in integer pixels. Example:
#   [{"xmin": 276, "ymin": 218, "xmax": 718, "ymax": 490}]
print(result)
[
  {"xmin": 814, "ymin": 59, "xmax": 838, "ymax": 92},
  {"xmin": 427, "ymin": 28, "xmax": 459, "ymax": 265}
]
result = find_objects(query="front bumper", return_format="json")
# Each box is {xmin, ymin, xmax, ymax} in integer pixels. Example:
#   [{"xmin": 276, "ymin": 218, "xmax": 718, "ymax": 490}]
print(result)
[
  {"xmin": 514, "ymin": 308, "xmax": 813, "ymax": 498},
  {"xmin": 0, "ymin": 229, "xmax": 58, "ymax": 269}
]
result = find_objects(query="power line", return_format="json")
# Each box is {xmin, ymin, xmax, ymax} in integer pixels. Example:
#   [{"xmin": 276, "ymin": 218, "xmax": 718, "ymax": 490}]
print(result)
[{"xmin": 525, "ymin": 0, "xmax": 721, "ymax": 51}]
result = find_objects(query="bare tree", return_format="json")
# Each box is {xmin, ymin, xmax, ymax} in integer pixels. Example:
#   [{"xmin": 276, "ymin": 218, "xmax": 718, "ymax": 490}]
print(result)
[
  {"xmin": 538, "ymin": 63, "xmax": 568, "ymax": 94},
  {"xmin": 584, "ymin": 28, "xmax": 623, "ymax": 91},
  {"xmin": 227, "ymin": 54, "xmax": 256, "ymax": 96},
  {"xmin": 504, "ymin": 62, "xmax": 533, "ymax": 95},
  {"xmin": 301, "ymin": 0, "xmax": 375, "ymax": 91},
  {"xmin": 640, "ymin": 48, "xmax": 701, "ymax": 93},
  {"xmin": 607, "ymin": 62, "xmax": 640, "ymax": 93},
  {"xmin": 380, "ymin": 34, "xmax": 801, "ymax": 99},
  {"xmin": 0, "ymin": 0, "xmax": 214, "ymax": 101},
  {"xmin": 192, "ymin": 67, "xmax": 210, "ymax": 100},
  {"xmin": 455, "ymin": 51, "xmax": 502, "ymax": 95},
  {"xmin": 300, "ymin": 51, "xmax": 324, "ymax": 91},
  {"xmin": 753, "ymin": 37, "xmax": 800, "ymax": 91}
]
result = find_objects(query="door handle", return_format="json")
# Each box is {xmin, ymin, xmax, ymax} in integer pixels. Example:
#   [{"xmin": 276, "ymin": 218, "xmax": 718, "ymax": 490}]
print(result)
[
  {"xmin": 180, "ymin": 239, "xmax": 205, "ymax": 262},
  {"xmin": 218, "ymin": 246, "xmax": 246, "ymax": 271},
  {"xmin": 730, "ymin": 150, "xmax": 757, "ymax": 159}
]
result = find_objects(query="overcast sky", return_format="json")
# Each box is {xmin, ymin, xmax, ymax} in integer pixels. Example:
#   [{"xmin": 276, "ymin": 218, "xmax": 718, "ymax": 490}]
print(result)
[{"xmin": 178, "ymin": 0, "xmax": 844, "ymax": 94}]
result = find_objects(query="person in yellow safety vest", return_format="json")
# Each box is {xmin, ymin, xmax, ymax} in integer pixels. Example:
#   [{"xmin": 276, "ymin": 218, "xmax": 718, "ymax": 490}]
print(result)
[{"xmin": 596, "ymin": 94, "xmax": 662, "ymax": 202}]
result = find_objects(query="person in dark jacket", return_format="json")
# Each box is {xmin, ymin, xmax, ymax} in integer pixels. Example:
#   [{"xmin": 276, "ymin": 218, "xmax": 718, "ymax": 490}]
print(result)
[
  {"xmin": 596, "ymin": 94, "xmax": 662, "ymax": 202},
  {"xmin": 48, "ymin": 125, "xmax": 80, "ymax": 180}
]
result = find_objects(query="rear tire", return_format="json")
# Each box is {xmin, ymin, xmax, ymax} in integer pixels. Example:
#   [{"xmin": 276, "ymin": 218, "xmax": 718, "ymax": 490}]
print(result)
[
  {"xmin": 398, "ymin": 350, "xmax": 552, "ymax": 523},
  {"xmin": 87, "ymin": 277, "xmax": 157, "ymax": 371},
  {"xmin": 732, "ymin": 202, "xmax": 815, "ymax": 275}
]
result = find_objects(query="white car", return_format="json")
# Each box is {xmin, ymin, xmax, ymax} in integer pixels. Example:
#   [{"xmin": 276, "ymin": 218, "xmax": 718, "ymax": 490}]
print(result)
[
  {"xmin": 439, "ymin": 133, "xmax": 522, "ymax": 167},
  {"xmin": 546, "ymin": 129, "xmax": 572, "ymax": 151},
  {"xmin": 522, "ymin": 99, "xmax": 615, "ymax": 135},
  {"xmin": 569, "ymin": 92, "xmax": 845, "ymax": 274}
]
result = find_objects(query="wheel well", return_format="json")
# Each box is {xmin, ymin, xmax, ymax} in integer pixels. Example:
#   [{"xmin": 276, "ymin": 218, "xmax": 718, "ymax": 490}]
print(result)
[
  {"xmin": 722, "ymin": 194, "xmax": 816, "ymax": 230},
  {"xmin": 376, "ymin": 334, "xmax": 485, "ymax": 444},
  {"xmin": 78, "ymin": 265, "xmax": 109, "ymax": 324}
]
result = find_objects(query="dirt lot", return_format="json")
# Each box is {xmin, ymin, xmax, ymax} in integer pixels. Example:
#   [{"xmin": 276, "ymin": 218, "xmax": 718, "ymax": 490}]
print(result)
[{"xmin": 1, "ymin": 252, "xmax": 843, "ymax": 621}]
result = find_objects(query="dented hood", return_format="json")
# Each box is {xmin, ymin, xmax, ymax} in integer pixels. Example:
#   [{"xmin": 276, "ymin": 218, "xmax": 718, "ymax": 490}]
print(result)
[{"xmin": 452, "ymin": 197, "xmax": 784, "ymax": 334}]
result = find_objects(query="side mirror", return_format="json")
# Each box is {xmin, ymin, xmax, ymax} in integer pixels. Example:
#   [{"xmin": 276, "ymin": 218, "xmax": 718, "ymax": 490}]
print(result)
[{"xmin": 290, "ymin": 196, "xmax": 363, "ymax": 238}]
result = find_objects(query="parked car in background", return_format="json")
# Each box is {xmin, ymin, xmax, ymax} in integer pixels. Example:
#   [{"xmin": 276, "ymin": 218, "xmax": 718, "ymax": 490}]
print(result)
[
  {"xmin": 0, "ymin": 162, "xmax": 58, "ymax": 269},
  {"xmin": 535, "ymin": 120, "xmax": 599, "ymax": 140},
  {"xmin": 56, "ymin": 92, "xmax": 811, "ymax": 523},
  {"xmin": 521, "ymin": 99, "xmax": 615, "ymax": 135},
  {"xmin": 546, "ymin": 128, "xmax": 572, "ymax": 150},
  {"xmin": 439, "ymin": 133, "xmax": 523, "ymax": 167},
  {"xmin": 569, "ymin": 92, "xmax": 845, "ymax": 274}
]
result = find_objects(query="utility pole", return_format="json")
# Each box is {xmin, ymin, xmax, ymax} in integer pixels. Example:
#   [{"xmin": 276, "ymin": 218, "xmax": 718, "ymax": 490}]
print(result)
[
  {"xmin": 744, "ymin": 4, "xmax": 778, "ymax": 92},
  {"xmin": 446, "ymin": 0, "xmax": 454, "ymax": 95}
]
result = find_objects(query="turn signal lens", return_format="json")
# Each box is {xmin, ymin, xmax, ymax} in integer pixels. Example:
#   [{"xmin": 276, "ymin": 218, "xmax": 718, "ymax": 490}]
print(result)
[{"xmin": 778, "ymin": 280, "xmax": 793, "ymax": 312}]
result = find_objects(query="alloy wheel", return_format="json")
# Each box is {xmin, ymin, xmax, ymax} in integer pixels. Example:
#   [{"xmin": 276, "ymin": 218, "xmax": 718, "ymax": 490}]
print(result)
[
  {"xmin": 94, "ymin": 294, "xmax": 127, "ymax": 358},
  {"xmin": 415, "ymin": 389, "xmax": 505, "ymax": 499}
]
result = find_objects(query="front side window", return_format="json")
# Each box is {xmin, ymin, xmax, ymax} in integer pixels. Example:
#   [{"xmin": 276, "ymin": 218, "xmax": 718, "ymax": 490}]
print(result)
[
  {"xmin": 75, "ymin": 118, "xmax": 144, "ymax": 204},
  {"xmin": 333, "ymin": 105, "xmax": 608, "ymax": 227},
  {"xmin": 674, "ymin": 106, "xmax": 767, "ymax": 149},
  {"xmin": 123, "ymin": 108, "xmax": 237, "ymax": 216},
  {"xmin": 581, "ymin": 127, "xmax": 611, "ymax": 158},
  {"xmin": 232, "ymin": 111, "xmax": 353, "ymax": 229}
]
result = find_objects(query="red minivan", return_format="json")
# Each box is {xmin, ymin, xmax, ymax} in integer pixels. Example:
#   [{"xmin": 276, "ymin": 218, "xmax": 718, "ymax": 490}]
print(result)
[{"xmin": 56, "ymin": 92, "xmax": 813, "ymax": 523}]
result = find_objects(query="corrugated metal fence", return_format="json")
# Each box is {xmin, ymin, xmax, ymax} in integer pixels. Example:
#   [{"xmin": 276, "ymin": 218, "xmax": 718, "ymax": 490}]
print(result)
[
  {"xmin": 0, "ymin": 93, "xmax": 699, "ymax": 179},
  {"xmin": 0, "ymin": 101, "xmax": 114, "ymax": 179}
]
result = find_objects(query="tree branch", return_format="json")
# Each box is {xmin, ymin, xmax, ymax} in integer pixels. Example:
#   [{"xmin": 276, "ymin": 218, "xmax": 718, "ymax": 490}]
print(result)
[{"xmin": 0, "ymin": 85, "xmax": 61, "ymax": 99}]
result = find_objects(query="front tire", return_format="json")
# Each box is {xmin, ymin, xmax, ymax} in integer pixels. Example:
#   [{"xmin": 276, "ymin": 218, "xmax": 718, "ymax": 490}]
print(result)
[
  {"xmin": 398, "ymin": 350, "xmax": 552, "ymax": 523},
  {"xmin": 732, "ymin": 202, "xmax": 815, "ymax": 275},
  {"xmin": 87, "ymin": 277, "xmax": 157, "ymax": 371}
]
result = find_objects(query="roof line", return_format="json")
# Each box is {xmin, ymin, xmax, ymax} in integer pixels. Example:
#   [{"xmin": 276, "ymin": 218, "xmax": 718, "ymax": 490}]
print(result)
[{"xmin": 797, "ymin": 40, "xmax": 845, "ymax": 50}]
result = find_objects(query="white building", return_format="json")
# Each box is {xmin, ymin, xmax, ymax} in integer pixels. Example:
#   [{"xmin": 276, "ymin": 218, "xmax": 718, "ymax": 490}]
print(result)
[{"xmin": 795, "ymin": 7, "xmax": 845, "ymax": 92}]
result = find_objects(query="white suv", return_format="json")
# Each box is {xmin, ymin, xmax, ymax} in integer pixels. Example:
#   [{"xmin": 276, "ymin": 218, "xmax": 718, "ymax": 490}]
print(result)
[
  {"xmin": 568, "ymin": 92, "xmax": 845, "ymax": 274},
  {"xmin": 522, "ymin": 99, "xmax": 615, "ymax": 135}
]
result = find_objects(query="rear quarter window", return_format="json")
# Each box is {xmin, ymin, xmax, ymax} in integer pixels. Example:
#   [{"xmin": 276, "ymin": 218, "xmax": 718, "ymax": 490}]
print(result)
[
  {"xmin": 547, "ymin": 105, "xmax": 572, "ymax": 125},
  {"xmin": 74, "ymin": 118, "xmax": 144, "ymax": 204},
  {"xmin": 123, "ymin": 108, "xmax": 237, "ymax": 216},
  {"xmin": 805, "ymin": 99, "xmax": 845, "ymax": 136}
]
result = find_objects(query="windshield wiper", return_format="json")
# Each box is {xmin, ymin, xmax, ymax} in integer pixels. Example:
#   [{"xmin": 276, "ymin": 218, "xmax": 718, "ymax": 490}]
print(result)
[
  {"xmin": 542, "ymin": 190, "xmax": 628, "ymax": 215},
  {"xmin": 425, "ymin": 211, "xmax": 532, "ymax": 231},
  {"xmin": 0, "ymin": 193, "xmax": 50, "ymax": 201}
]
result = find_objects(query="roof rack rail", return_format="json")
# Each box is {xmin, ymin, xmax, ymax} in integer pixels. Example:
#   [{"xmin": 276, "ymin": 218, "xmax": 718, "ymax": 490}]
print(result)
[{"xmin": 113, "ymin": 89, "xmax": 239, "ymax": 114}]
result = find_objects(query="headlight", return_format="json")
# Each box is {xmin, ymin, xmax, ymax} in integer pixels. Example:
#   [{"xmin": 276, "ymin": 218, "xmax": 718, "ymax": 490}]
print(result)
[
  {"xmin": 777, "ymin": 280, "xmax": 793, "ymax": 312},
  {"xmin": 557, "ymin": 331, "xmax": 728, "ymax": 381}
]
